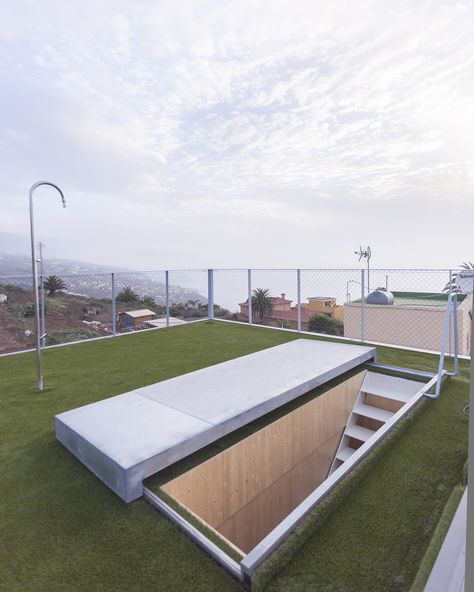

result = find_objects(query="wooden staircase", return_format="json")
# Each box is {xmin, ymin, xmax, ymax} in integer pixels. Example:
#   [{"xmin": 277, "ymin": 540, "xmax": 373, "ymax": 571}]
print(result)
[{"xmin": 328, "ymin": 372, "xmax": 424, "ymax": 475}]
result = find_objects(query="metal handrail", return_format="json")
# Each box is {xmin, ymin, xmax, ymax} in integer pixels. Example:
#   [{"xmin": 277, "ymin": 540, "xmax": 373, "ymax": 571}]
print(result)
[{"xmin": 425, "ymin": 292, "xmax": 459, "ymax": 399}]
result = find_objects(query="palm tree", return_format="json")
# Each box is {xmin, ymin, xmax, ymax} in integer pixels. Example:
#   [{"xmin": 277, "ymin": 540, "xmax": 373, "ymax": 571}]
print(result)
[
  {"xmin": 443, "ymin": 262, "xmax": 474, "ymax": 293},
  {"xmin": 141, "ymin": 295, "xmax": 157, "ymax": 309},
  {"xmin": 43, "ymin": 275, "xmax": 66, "ymax": 296},
  {"xmin": 116, "ymin": 286, "xmax": 139, "ymax": 303},
  {"xmin": 251, "ymin": 288, "xmax": 273, "ymax": 321}
]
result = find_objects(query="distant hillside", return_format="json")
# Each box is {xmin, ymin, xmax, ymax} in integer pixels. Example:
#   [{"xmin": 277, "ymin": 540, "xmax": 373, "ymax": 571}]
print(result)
[
  {"xmin": 0, "ymin": 252, "xmax": 127, "ymax": 277},
  {"xmin": 0, "ymin": 252, "xmax": 207, "ymax": 305}
]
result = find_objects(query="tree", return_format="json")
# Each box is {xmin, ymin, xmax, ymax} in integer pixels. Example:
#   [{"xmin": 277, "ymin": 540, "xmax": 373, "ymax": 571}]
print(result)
[
  {"xmin": 213, "ymin": 304, "xmax": 231, "ymax": 318},
  {"xmin": 141, "ymin": 295, "xmax": 157, "ymax": 309},
  {"xmin": 443, "ymin": 262, "xmax": 474, "ymax": 293},
  {"xmin": 43, "ymin": 275, "xmax": 66, "ymax": 296},
  {"xmin": 308, "ymin": 313, "xmax": 343, "ymax": 336},
  {"xmin": 251, "ymin": 288, "xmax": 273, "ymax": 321},
  {"xmin": 116, "ymin": 286, "xmax": 140, "ymax": 303}
]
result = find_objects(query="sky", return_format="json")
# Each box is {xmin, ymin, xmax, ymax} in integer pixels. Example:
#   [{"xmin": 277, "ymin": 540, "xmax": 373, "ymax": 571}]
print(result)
[{"xmin": 0, "ymin": 0, "xmax": 473, "ymax": 271}]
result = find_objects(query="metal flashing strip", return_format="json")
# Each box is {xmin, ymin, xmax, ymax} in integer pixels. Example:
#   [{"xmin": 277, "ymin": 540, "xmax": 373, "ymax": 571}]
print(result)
[
  {"xmin": 424, "ymin": 488, "xmax": 467, "ymax": 592},
  {"xmin": 365, "ymin": 362, "xmax": 436, "ymax": 380}
]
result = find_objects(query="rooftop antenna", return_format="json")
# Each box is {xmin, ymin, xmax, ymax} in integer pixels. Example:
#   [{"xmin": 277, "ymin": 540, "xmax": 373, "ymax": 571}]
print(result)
[{"xmin": 355, "ymin": 246, "xmax": 372, "ymax": 296}]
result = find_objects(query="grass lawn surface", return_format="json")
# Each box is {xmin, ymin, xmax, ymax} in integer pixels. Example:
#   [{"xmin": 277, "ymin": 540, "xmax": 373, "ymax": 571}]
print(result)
[{"xmin": 0, "ymin": 321, "xmax": 469, "ymax": 591}]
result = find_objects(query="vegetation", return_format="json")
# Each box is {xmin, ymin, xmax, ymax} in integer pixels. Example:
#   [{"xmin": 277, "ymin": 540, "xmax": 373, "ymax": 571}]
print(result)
[
  {"xmin": 251, "ymin": 288, "xmax": 274, "ymax": 321},
  {"xmin": 443, "ymin": 261, "xmax": 474, "ymax": 293},
  {"xmin": 43, "ymin": 275, "xmax": 66, "ymax": 296},
  {"xmin": 20, "ymin": 302, "xmax": 35, "ymax": 317},
  {"xmin": 140, "ymin": 295, "xmax": 159, "ymax": 310},
  {"xmin": 116, "ymin": 286, "xmax": 140, "ymax": 303},
  {"xmin": 308, "ymin": 313, "xmax": 343, "ymax": 335},
  {"xmin": 1, "ymin": 283, "xmax": 25, "ymax": 293},
  {"xmin": 0, "ymin": 322, "xmax": 468, "ymax": 591},
  {"xmin": 45, "ymin": 327, "xmax": 102, "ymax": 345},
  {"xmin": 167, "ymin": 301, "xmax": 230, "ymax": 319}
]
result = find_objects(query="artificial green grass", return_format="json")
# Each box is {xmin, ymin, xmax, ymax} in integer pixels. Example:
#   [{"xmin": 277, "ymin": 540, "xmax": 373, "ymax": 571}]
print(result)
[
  {"xmin": 259, "ymin": 371, "xmax": 469, "ymax": 591},
  {"xmin": 1, "ymin": 322, "xmax": 291, "ymax": 592},
  {"xmin": 0, "ymin": 321, "xmax": 469, "ymax": 591}
]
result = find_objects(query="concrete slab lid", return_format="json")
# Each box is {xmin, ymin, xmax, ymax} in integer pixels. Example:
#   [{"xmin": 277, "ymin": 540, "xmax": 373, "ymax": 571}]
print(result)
[
  {"xmin": 55, "ymin": 338, "xmax": 376, "ymax": 500},
  {"xmin": 134, "ymin": 339, "xmax": 375, "ymax": 426},
  {"xmin": 55, "ymin": 392, "xmax": 211, "ymax": 469}
]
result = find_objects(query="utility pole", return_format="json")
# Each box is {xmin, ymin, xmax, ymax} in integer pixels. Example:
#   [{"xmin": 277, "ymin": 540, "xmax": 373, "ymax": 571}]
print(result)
[{"xmin": 38, "ymin": 242, "xmax": 46, "ymax": 348}]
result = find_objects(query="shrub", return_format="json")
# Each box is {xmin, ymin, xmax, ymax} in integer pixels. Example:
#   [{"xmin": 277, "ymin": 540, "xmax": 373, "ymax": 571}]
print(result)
[
  {"xmin": 45, "ymin": 327, "xmax": 101, "ymax": 346},
  {"xmin": 308, "ymin": 314, "xmax": 343, "ymax": 336},
  {"xmin": 21, "ymin": 303, "xmax": 35, "ymax": 318},
  {"xmin": 1, "ymin": 284, "xmax": 25, "ymax": 293}
]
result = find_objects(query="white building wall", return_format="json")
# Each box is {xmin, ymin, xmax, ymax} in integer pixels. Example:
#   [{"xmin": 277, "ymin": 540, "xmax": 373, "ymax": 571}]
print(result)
[{"xmin": 344, "ymin": 298, "xmax": 471, "ymax": 355}]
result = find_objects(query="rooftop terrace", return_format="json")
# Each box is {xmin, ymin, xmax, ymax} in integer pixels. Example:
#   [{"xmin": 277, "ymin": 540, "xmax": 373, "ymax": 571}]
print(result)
[{"xmin": 0, "ymin": 321, "xmax": 469, "ymax": 591}]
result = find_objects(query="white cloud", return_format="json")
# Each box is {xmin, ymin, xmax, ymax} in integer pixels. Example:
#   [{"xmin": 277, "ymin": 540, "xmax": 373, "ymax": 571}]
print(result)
[{"xmin": 0, "ymin": 0, "xmax": 473, "ymax": 269}]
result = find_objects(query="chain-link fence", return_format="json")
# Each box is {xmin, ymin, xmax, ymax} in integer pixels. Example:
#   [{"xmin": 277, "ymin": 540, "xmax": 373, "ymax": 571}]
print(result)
[{"xmin": 0, "ymin": 268, "xmax": 470, "ymax": 356}]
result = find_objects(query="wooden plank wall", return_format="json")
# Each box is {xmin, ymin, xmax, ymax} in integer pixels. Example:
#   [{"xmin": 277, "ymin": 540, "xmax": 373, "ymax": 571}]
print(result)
[{"xmin": 162, "ymin": 370, "xmax": 366, "ymax": 553}]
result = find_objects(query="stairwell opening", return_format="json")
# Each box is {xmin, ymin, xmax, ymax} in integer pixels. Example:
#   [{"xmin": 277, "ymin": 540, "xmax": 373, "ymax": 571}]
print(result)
[{"xmin": 161, "ymin": 371, "xmax": 368, "ymax": 554}]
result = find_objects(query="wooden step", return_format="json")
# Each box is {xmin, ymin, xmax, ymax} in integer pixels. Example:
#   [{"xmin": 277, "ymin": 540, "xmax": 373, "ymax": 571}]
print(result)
[
  {"xmin": 361, "ymin": 372, "xmax": 423, "ymax": 403},
  {"xmin": 361, "ymin": 387, "xmax": 412, "ymax": 403},
  {"xmin": 345, "ymin": 424, "xmax": 376, "ymax": 442},
  {"xmin": 353, "ymin": 403, "xmax": 394, "ymax": 423},
  {"xmin": 336, "ymin": 446, "xmax": 356, "ymax": 462}
]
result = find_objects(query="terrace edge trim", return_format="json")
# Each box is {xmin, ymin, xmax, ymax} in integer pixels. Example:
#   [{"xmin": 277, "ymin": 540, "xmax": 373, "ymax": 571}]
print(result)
[{"xmin": 143, "ymin": 487, "xmax": 244, "ymax": 583}]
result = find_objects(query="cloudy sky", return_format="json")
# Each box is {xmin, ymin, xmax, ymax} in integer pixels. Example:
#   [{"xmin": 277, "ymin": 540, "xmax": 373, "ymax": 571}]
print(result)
[{"xmin": 0, "ymin": 0, "xmax": 473, "ymax": 271}]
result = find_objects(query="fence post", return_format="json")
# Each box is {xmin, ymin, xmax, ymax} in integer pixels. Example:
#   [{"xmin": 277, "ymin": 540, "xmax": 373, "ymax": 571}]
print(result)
[
  {"xmin": 297, "ymin": 269, "xmax": 301, "ymax": 332},
  {"xmin": 453, "ymin": 293, "xmax": 459, "ymax": 376},
  {"xmin": 165, "ymin": 271, "xmax": 170, "ymax": 327},
  {"xmin": 448, "ymin": 270, "xmax": 452, "ymax": 357},
  {"xmin": 208, "ymin": 269, "xmax": 214, "ymax": 320},
  {"xmin": 360, "ymin": 269, "xmax": 365, "ymax": 342},
  {"xmin": 248, "ymin": 269, "xmax": 252, "ymax": 325},
  {"xmin": 111, "ymin": 273, "xmax": 116, "ymax": 336}
]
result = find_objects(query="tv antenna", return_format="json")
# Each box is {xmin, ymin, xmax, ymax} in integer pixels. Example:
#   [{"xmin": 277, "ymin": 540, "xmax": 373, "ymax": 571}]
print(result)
[{"xmin": 354, "ymin": 246, "xmax": 372, "ymax": 295}]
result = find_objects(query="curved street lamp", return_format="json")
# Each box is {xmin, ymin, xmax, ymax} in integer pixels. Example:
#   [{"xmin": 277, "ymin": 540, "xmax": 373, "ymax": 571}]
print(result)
[
  {"xmin": 346, "ymin": 279, "xmax": 361, "ymax": 303},
  {"xmin": 29, "ymin": 181, "xmax": 66, "ymax": 391}
]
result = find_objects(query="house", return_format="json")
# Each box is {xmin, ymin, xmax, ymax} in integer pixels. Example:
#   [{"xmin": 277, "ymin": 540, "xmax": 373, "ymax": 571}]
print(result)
[
  {"xmin": 343, "ymin": 291, "xmax": 472, "ymax": 354},
  {"xmin": 239, "ymin": 293, "xmax": 292, "ymax": 320},
  {"xmin": 238, "ymin": 293, "xmax": 344, "ymax": 331},
  {"xmin": 301, "ymin": 296, "xmax": 344, "ymax": 322},
  {"xmin": 118, "ymin": 309, "xmax": 156, "ymax": 330}
]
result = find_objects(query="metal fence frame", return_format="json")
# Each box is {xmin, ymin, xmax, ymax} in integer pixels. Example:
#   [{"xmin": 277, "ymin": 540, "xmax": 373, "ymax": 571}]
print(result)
[{"xmin": 0, "ymin": 268, "xmax": 468, "ymax": 358}]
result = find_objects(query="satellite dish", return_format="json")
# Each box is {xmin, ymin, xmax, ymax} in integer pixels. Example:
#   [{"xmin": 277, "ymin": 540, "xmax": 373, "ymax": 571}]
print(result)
[{"xmin": 457, "ymin": 270, "xmax": 474, "ymax": 293}]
